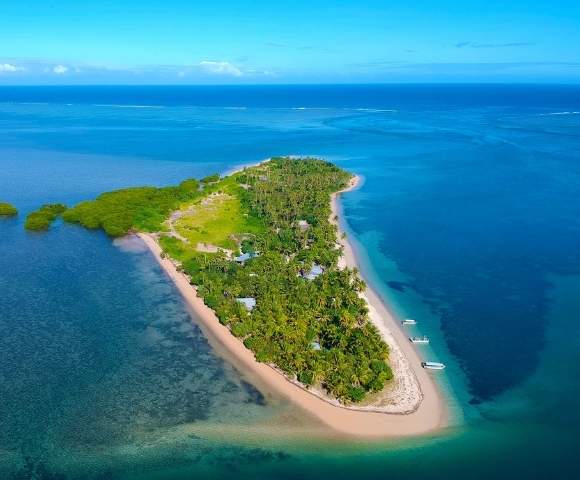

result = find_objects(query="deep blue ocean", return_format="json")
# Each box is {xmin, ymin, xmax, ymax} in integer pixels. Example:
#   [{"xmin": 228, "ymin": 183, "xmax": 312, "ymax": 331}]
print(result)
[{"xmin": 1, "ymin": 85, "xmax": 580, "ymax": 479}]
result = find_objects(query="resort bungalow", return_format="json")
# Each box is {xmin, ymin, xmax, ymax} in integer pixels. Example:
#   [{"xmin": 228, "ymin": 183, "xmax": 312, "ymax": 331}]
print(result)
[
  {"xmin": 234, "ymin": 252, "xmax": 259, "ymax": 264},
  {"xmin": 297, "ymin": 219, "xmax": 310, "ymax": 231},
  {"xmin": 236, "ymin": 297, "xmax": 256, "ymax": 311},
  {"xmin": 302, "ymin": 264, "xmax": 324, "ymax": 280}
]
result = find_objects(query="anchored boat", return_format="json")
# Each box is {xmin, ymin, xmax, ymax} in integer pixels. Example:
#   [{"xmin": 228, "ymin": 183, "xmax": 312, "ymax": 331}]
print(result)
[
  {"xmin": 410, "ymin": 336, "xmax": 429, "ymax": 345},
  {"xmin": 401, "ymin": 318, "xmax": 417, "ymax": 325},
  {"xmin": 422, "ymin": 361, "xmax": 446, "ymax": 370}
]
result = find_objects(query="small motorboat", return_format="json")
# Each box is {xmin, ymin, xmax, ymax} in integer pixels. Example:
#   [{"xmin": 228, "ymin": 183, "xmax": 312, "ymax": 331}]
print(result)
[
  {"xmin": 410, "ymin": 336, "xmax": 429, "ymax": 345},
  {"xmin": 422, "ymin": 361, "xmax": 446, "ymax": 370},
  {"xmin": 401, "ymin": 319, "xmax": 417, "ymax": 325}
]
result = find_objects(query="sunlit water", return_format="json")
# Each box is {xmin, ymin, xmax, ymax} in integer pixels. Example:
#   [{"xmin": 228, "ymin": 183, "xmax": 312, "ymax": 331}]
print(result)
[{"xmin": 1, "ymin": 85, "xmax": 579, "ymax": 479}]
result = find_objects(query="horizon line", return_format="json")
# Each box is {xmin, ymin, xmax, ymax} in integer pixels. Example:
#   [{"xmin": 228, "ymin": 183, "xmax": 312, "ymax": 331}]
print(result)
[{"xmin": 1, "ymin": 81, "xmax": 580, "ymax": 88}]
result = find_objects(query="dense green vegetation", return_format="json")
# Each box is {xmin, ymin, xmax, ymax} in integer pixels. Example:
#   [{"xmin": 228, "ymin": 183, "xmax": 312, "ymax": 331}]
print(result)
[
  {"xmin": 55, "ymin": 158, "xmax": 392, "ymax": 403},
  {"xmin": 201, "ymin": 173, "xmax": 220, "ymax": 184},
  {"xmin": 62, "ymin": 179, "xmax": 202, "ymax": 237},
  {"xmin": 25, "ymin": 204, "xmax": 67, "ymax": 231},
  {"xmin": 0, "ymin": 202, "xmax": 18, "ymax": 216}
]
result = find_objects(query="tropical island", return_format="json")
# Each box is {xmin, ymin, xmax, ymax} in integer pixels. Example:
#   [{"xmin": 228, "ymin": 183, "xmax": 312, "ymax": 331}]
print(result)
[
  {"xmin": 27, "ymin": 157, "xmax": 445, "ymax": 436},
  {"xmin": 0, "ymin": 202, "xmax": 18, "ymax": 216},
  {"xmin": 61, "ymin": 158, "xmax": 390, "ymax": 401}
]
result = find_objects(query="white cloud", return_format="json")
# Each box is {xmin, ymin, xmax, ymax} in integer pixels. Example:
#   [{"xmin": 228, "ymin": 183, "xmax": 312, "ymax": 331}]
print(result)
[
  {"xmin": 198, "ymin": 60, "xmax": 243, "ymax": 77},
  {"xmin": 0, "ymin": 63, "xmax": 25, "ymax": 73},
  {"xmin": 53, "ymin": 65, "xmax": 69, "ymax": 75}
]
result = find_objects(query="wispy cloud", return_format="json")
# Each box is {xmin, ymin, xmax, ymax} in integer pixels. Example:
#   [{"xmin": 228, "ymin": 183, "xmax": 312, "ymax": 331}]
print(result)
[
  {"xmin": 344, "ymin": 60, "xmax": 580, "ymax": 82},
  {"xmin": 454, "ymin": 41, "xmax": 534, "ymax": 49},
  {"xmin": 0, "ymin": 63, "xmax": 26, "ymax": 73},
  {"xmin": 198, "ymin": 60, "xmax": 243, "ymax": 76},
  {"xmin": 354, "ymin": 60, "xmax": 580, "ymax": 70}
]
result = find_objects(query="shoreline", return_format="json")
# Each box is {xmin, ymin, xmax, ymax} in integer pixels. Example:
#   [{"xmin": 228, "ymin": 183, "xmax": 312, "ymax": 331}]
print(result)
[
  {"xmin": 331, "ymin": 175, "xmax": 447, "ymax": 421},
  {"xmin": 136, "ymin": 167, "xmax": 447, "ymax": 438},
  {"xmin": 330, "ymin": 175, "xmax": 423, "ymax": 414}
]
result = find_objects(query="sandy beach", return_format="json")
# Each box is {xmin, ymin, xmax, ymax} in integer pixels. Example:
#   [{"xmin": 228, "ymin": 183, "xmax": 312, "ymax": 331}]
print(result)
[{"xmin": 137, "ymin": 169, "xmax": 446, "ymax": 438}]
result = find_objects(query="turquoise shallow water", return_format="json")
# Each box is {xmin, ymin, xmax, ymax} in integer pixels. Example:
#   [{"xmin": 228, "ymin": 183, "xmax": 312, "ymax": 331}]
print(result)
[{"xmin": 1, "ymin": 86, "xmax": 580, "ymax": 479}]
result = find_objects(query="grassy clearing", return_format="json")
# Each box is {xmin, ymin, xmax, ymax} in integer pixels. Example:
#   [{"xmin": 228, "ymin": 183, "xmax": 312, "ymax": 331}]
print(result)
[{"xmin": 172, "ymin": 187, "xmax": 264, "ymax": 252}]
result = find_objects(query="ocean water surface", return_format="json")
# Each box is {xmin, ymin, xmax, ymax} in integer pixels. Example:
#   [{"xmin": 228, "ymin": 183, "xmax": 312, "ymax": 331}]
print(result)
[{"xmin": 1, "ymin": 85, "xmax": 580, "ymax": 479}]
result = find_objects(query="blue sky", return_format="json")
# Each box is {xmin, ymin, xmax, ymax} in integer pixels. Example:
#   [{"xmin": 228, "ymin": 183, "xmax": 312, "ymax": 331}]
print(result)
[{"xmin": 1, "ymin": 0, "xmax": 579, "ymax": 84}]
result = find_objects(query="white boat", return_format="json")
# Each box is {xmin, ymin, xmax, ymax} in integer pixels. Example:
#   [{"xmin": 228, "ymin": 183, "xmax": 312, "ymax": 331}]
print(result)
[
  {"xmin": 401, "ymin": 319, "xmax": 417, "ymax": 325},
  {"xmin": 410, "ymin": 336, "xmax": 429, "ymax": 345},
  {"xmin": 422, "ymin": 361, "xmax": 446, "ymax": 370}
]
